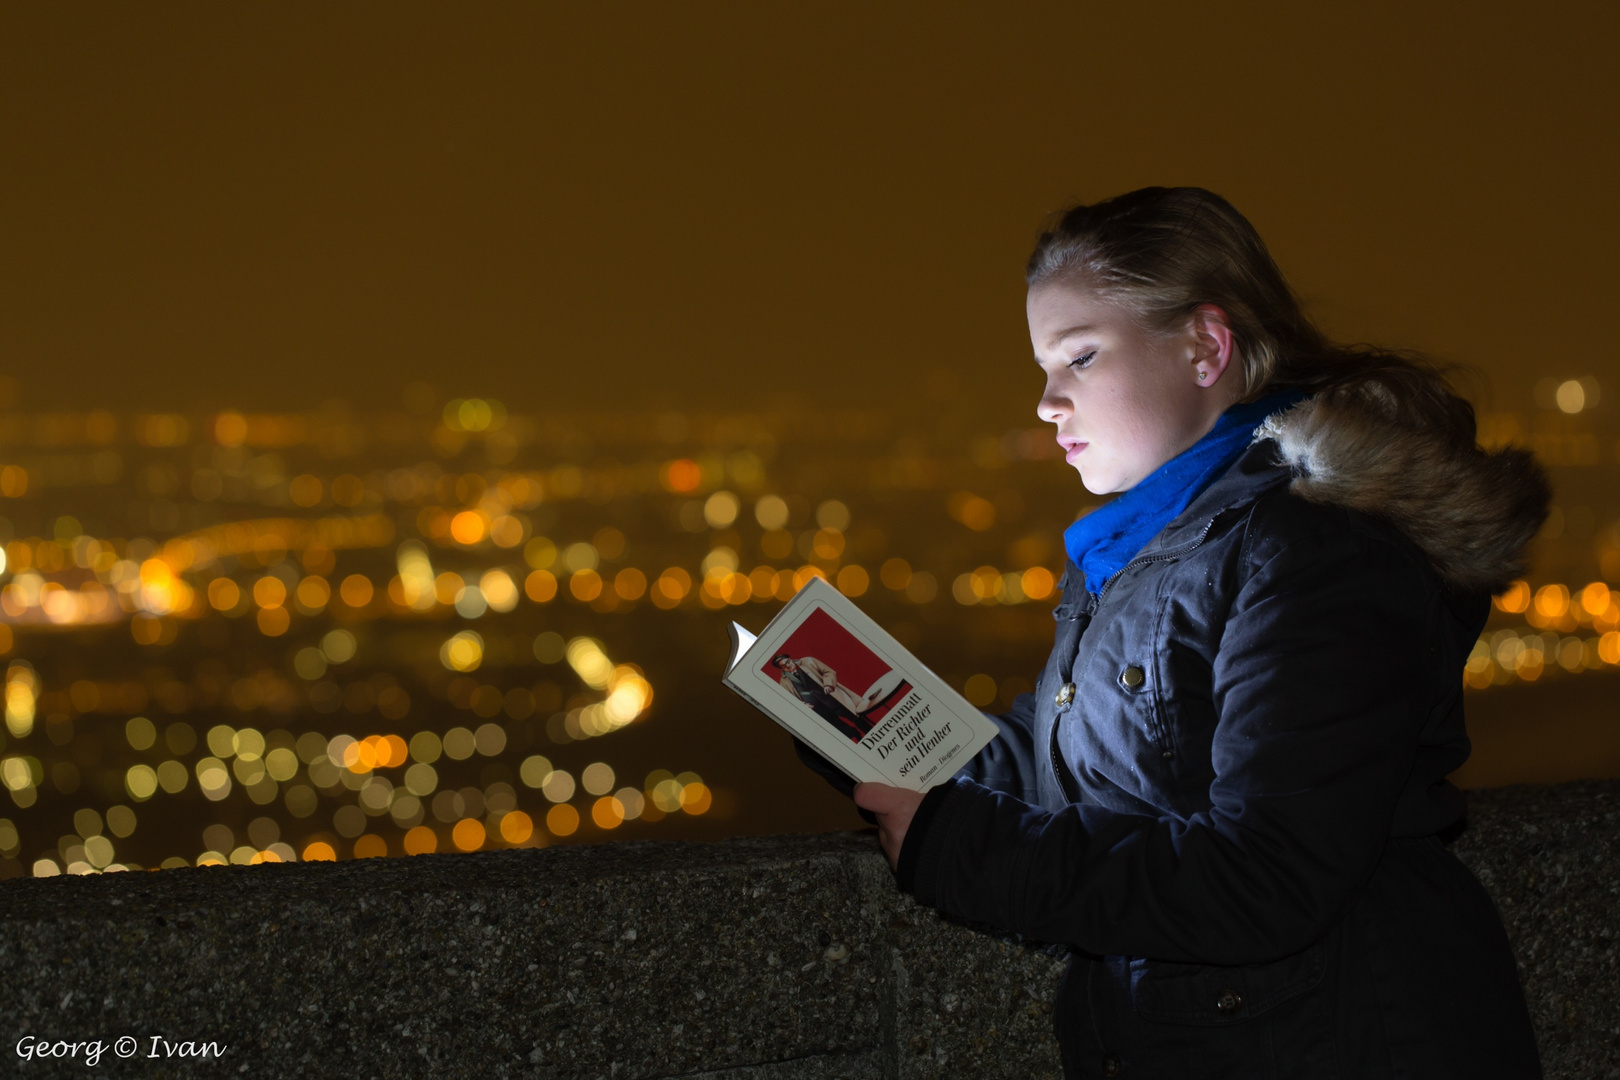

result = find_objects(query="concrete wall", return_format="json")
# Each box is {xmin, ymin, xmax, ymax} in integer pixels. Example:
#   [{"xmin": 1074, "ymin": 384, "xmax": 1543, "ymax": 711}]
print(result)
[{"xmin": 1, "ymin": 780, "xmax": 1615, "ymax": 1079}]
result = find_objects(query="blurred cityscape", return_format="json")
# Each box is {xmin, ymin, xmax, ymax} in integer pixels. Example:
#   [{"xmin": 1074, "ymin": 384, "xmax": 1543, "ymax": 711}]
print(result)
[{"xmin": 0, "ymin": 376, "xmax": 1616, "ymax": 879}]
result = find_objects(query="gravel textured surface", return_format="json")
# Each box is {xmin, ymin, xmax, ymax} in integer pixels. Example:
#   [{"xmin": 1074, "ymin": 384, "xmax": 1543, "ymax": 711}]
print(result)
[
  {"xmin": 1454, "ymin": 780, "xmax": 1620, "ymax": 1079},
  {"xmin": 1, "ymin": 781, "xmax": 1612, "ymax": 1078}
]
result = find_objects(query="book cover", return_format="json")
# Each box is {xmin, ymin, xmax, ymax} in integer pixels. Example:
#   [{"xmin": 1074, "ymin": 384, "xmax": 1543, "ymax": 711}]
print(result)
[{"xmin": 722, "ymin": 576, "xmax": 999, "ymax": 791}]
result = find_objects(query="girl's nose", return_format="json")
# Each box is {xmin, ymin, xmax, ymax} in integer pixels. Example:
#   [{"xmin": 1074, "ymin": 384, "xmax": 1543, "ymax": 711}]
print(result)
[{"xmin": 1037, "ymin": 381, "xmax": 1070, "ymax": 425}]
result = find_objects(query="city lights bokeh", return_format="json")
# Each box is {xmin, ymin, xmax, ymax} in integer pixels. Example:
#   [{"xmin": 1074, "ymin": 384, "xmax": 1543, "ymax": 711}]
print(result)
[{"xmin": 0, "ymin": 381, "xmax": 1616, "ymax": 879}]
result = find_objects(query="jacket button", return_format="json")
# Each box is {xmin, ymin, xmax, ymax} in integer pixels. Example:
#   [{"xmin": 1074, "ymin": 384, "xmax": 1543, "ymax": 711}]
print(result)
[
  {"xmin": 1119, "ymin": 665, "xmax": 1145, "ymax": 690},
  {"xmin": 1054, "ymin": 682, "xmax": 1075, "ymax": 708},
  {"xmin": 1101, "ymin": 1054, "xmax": 1123, "ymax": 1077},
  {"xmin": 1216, "ymin": 989, "xmax": 1243, "ymax": 1013}
]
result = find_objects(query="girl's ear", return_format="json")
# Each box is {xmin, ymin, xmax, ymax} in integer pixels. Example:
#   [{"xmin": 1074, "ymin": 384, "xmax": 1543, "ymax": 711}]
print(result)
[{"xmin": 1189, "ymin": 303, "xmax": 1239, "ymax": 387}]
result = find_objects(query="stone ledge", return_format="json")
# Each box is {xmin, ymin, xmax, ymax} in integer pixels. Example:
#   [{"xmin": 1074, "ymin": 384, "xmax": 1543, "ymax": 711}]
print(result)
[{"xmin": 0, "ymin": 781, "xmax": 1614, "ymax": 1079}]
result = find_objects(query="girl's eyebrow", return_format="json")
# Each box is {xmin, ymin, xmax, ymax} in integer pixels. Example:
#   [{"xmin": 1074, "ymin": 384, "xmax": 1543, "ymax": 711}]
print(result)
[
  {"xmin": 1034, "ymin": 324, "xmax": 1100, "ymax": 362},
  {"xmin": 1048, "ymin": 324, "xmax": 1099, "ymax": 347}
]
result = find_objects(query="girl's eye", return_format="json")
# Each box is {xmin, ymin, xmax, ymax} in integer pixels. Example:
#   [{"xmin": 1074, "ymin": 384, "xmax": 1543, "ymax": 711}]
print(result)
[{"xmin": 1068, "ymin": 351, "xmax": 1096, "ymax": 370}]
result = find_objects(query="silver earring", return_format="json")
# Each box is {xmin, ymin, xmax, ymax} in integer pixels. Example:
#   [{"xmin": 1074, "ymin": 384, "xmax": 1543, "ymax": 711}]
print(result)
[{"xmin": 1197, "ymin": 371, "xmax": 1208, "ymax": 381}]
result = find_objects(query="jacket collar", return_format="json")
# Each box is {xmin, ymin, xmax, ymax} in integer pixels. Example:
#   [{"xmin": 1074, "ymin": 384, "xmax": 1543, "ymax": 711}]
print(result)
[
  {"xmin": 1133, "ymin": 438, "xmax": 1291, "ymax": 557},
  {"xmin": 1056, "ymin": 439, "xmax": 1289, "ymax": 606}
]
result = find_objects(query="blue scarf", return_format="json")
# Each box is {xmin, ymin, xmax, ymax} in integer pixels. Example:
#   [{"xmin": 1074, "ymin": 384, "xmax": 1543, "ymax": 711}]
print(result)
[{"xmin": 1064, "ymin": 391, "xmax": 1306, "ymax": 593}]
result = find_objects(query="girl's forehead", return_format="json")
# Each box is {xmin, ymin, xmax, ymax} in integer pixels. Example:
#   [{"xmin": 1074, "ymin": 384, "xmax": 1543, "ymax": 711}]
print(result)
[
  {"xmin": 1028, "ymin": 282, "xmax": 1131, "ymax": 341},
  {"xmin": 1029, "ymin": 279, "xmax": 1117, "ymax": 315}
]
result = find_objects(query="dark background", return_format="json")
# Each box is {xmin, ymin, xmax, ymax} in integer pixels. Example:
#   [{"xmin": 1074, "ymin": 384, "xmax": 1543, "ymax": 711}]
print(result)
[
  {"xmin": 0, "ymin": 3, "xmax": 1616, "ymax": 853},
  {"xmin": 3, "ymin": 3, "xmax": 1616, "ymax": 420}
]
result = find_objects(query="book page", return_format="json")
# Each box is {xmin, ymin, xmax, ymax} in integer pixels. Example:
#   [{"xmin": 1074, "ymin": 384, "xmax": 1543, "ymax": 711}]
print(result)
[{"xmin": 726, "ymin": 622, "xmax": 757, "ymax": 674}]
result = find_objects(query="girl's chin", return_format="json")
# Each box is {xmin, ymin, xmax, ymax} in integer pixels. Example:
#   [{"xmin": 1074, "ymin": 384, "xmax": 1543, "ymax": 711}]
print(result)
[{"xmin": 1075, "ymin": 464, "xmax": 1125, "ymax": 496}]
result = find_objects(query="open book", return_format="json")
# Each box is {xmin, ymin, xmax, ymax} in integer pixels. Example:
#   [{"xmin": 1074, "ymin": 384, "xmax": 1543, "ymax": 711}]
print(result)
[{"xmin": 723, "ymin": 576, "xmax": 999, "ymax": 791}]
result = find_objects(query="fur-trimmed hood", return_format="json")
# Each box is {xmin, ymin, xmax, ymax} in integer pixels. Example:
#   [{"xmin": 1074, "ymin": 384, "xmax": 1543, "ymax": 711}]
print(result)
[{"xmin": 1257, "ymin": 387, "xmax": 1551, "ymax": 595}]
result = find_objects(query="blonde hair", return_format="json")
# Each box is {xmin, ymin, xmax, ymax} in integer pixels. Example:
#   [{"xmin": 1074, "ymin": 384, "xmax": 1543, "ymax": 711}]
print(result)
[{"xmin": 1025, "ymin": 187, "xmax": 1477, "ymax": 448}]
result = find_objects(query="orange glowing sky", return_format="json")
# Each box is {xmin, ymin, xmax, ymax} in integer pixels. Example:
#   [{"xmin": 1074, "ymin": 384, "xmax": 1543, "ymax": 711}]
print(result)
[{"xmin": 2, "ymin": 3, "xmax": 1615, "ymax": 422}]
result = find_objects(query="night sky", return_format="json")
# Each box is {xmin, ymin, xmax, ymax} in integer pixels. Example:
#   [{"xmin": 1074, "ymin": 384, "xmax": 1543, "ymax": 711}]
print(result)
[{"xmin": 3, "ymin": 3, "xmax": 1616, "ymax": 420}]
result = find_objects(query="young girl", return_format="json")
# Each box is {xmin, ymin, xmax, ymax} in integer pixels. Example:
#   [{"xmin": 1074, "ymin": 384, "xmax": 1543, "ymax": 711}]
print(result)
[{"xmin": 841, "ymin": 187, "xmax": 1548, "ymax": 1077}]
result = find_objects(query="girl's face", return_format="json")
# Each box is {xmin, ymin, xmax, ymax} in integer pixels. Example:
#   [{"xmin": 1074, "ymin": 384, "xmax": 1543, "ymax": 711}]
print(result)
[{"xmin": 1027, "ymin": 280, "xmax": 1234, "ymax": 495}]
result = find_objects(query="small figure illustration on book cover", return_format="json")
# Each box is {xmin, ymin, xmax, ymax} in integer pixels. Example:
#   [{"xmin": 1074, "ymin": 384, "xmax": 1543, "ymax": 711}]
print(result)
[{"xmin": 763, "ymin": 607, "xmax": 913, "ymax": 742}]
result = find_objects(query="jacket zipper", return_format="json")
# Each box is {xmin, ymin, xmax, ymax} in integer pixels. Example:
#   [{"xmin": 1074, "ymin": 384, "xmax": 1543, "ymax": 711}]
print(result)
[
  {"xmin": 1048, "ymin": 595, "xmax": 1093, "ymax": 803},
  {"xmin": 1047, "ymin": 515, "xmax": 1224, "ymax": 801},
  {"xmin": 1096, "ymin": 515, "xmax": 1222, "ymax": 605}
]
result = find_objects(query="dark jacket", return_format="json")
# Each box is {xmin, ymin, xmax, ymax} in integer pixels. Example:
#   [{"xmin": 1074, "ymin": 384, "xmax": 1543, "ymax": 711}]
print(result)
[{"xmin": 895, "ymin": 393, "xmax": 1548, "ymax": 1078}]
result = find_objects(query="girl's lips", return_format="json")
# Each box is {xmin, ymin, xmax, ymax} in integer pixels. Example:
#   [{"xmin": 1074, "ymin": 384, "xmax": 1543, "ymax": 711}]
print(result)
[{"xmin": 1064, "ymin": 441, "xmax": 1088, "ymax": 464}]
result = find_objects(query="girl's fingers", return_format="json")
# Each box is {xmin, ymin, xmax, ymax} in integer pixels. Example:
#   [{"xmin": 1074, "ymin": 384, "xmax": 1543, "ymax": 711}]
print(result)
[{"xmin": 853, "ymin": 782, "xmax": 906, "ymax": 813}]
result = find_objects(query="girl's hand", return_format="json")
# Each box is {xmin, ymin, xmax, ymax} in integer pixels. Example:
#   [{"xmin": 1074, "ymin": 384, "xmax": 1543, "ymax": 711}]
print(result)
[{"xmin": 853, "ymin": 783, "xmax": 926, "ymax": 870}]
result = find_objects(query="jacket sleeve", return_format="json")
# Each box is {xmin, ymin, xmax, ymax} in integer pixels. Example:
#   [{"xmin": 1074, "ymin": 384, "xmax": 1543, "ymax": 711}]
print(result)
[
  {"xmin": 950, "ymin": 562, "xmax": 1087, "ymax": 802},
  {"xmin": 901, "ymin": 514, "xmax": 1442, "ymax": 965},
  {"xmin": 952, "ymin": 692, "xmax": 1044, "ymax": 804}
]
